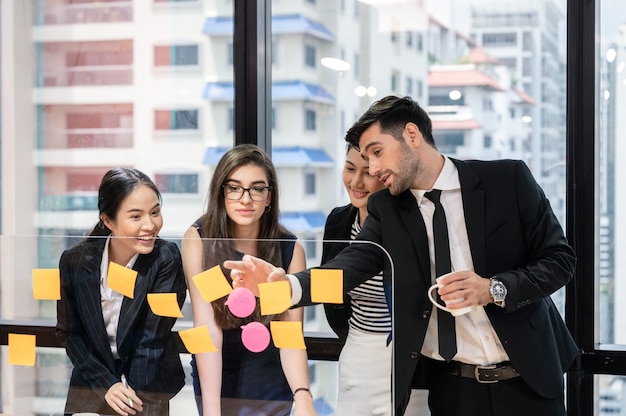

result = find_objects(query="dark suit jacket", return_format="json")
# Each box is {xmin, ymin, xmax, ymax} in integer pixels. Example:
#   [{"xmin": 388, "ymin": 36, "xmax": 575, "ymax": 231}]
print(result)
[
  {"xmin": 295, "ymin": 158, "xmax": 578, "ymax": 413},
  {"xmin": 321, "ymin": 204, "xmax": 357, "ymax": 342},
  {"xmin": 56, "ymin": 237, "xmax": 187, "ymax": 414}
]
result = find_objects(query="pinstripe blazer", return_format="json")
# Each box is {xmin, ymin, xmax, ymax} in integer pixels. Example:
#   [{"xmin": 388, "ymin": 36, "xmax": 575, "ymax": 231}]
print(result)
[{"xmin": 56, "ymin": 237, "xmax": 186, "ymax": 414}]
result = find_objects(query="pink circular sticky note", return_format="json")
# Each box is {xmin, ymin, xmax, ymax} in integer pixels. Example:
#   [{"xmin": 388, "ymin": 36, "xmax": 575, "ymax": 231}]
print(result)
[
  {"xmin": 241, "ymin": 322, "xmax": 270, "ymax": 353},
  {"xmin": 225, "ymin": 287, "xmax": 256, "ymax": 318}
]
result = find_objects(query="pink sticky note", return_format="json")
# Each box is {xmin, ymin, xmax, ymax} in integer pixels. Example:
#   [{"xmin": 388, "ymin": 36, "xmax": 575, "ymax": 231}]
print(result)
[
  {"xmin": 241, "ymin": 322, "xmax": 270, "ymax": 353},
  {"xmin": 225, "ymin": 287, "xmax": 256, "ymax": 318}
]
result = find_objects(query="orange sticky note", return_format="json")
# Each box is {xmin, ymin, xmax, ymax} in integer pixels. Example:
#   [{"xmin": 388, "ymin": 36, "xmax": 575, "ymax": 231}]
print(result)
[
  {"xmin": 32, "ymin": 268, "xmax": 61, "ymax": 300},
  {"xmin": 270, "ymin": 321, "xmax": 306, "ymax": 349},
  {"xmin": 258, "ymin": 280, "xmax": 291, "ymax": 315},
  {"xmin": 8, "ymin": 333, "xmax": 36, "ymax": 366},
  {"xmin": 179, "ymin": 326, "xmax": 217, "ymax": 354},
  {"xmin": 192, "ymin": 265, "xmax": 233, "ymax": 303},
  {"xmin": 147, "ymin": 293, "xmax": 183, "ymax": 318},
  {"xmin": 311, "ymin": 269, "xmax": 343, "ymax": 303},
  {"xmin": 107, "ymin": 261, "xmax": 138, "ymax": 298}
]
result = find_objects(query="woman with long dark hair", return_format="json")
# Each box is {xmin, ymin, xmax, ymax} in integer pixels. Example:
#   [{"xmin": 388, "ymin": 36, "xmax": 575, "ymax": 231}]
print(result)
[
  {"xmin": 183, "ymin": 144, "xmax": 316, "ymax": 416},
  {"xmin": 56, "ymin": 167, "xmax": 186, "ymax": 416}
]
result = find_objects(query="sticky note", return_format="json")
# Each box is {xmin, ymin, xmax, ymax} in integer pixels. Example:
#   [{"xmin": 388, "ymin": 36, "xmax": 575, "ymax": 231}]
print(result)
[
  {"xmin": 192, "ymin": 265, "xmax": 233, "ymax": 303},
  {"xmin": 258, "ymin": 280, "xmax": 291, "ymax": 315},
  {"xmin": 147, "ymin": 293, "xmax": 183, "ymax": 318},
  {"xmin": 32, "ymin": 268, "xmax": 61, "ymax": 300},
  {"xmin": 107, "ymin": 261, "xmax": 137, "ymax": 298},
  {"xmin": 310, "ymin": 269, "xmax": 343, "ymax": 304},
  {"xmin": 178, "ymin": 326, "xmax": 217, "ymax": 354},
  {"xmin": 8, "ymin": 333, "xmax": 36, "ymax": 366},
  {"xmin": 270, "ymin": 321, "xmax": 306, "ymax": 349}
]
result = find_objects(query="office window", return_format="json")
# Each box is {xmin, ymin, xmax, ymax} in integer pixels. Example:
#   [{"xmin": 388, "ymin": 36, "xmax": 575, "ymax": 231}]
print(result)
[
  {"xmin": 482, "ymin": 32, "xmax": 517, "ymax": 47},
  {"xmin": 304, "ymin": 171, "xmax": 316, "ymax": 195},
  {"xmin": 154, "ymin": 109, "xmax": 198, "ymax": 131},
  {"xmin": 391, "ymin": 71, "xmax": 399, "ymax": 92},
  {"xmin": 305, "ymin": 306, "xmax": 317, "ymax": 322},
  {"xmin": 305, "ymin": 239, "xmax": 317, "ymax": 259},
  {"xmin": 154, "ymin": 44, "xmax": 198, "ymax": 66},
  {"xmin": 406, "ymin": 76, "xmax": 413, "ymax": 96},
  {"xmin": 304, "ymin": 44, "xmax": 316, "ymax": 68},
  {"xmin": 406, "ymin": 31, "xmax": 413, "ymax": 47},
  {"xmin": 154, "ymin": 173, "xmax": 198, "ymax": 194},
  {"xmin": 228, "ymin": 108, "xmax": 234, "ymax": 130},
  {"xmin": 228, "ymin": 41, "xmax": 234, "ymax": 65},
  {"xmin": 271, "ymin": 106, "xmax": 277, "ymax": 130},
  {"xmin": 305, "ymin": 109, "xmax": 316, "ymax": 131},
  {"xmin": 67, "ymin": 173, "xmax": 104, "ymax": 192}
]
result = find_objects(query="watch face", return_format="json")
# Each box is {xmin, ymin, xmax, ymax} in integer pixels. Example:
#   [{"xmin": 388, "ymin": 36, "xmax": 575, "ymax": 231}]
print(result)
[{"xmin": 492, "ymin": 282, "xmax": 507, "ymax": 300}]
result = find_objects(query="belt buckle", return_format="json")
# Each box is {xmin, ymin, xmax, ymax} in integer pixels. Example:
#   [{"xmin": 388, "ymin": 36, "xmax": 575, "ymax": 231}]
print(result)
[{"xmin": 474, "ymin": 364, "xmax": 499, "ymax": 383}]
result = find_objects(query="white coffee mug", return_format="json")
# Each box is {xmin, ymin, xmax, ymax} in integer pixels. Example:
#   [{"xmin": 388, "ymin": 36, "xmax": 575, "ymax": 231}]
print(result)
[{"xmin": 427, "ymin": 273, "xmax": 473, "ymax": 317}]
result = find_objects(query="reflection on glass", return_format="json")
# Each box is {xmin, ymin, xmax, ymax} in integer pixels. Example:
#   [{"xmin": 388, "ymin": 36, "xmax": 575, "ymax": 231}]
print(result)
[
  {"xmin": 1, "ymin": 0, "xmax": 574, "ymax": 414},
  {"xmin": 1, "ymin": 236, "xmax": 393, "ymax": 415}
]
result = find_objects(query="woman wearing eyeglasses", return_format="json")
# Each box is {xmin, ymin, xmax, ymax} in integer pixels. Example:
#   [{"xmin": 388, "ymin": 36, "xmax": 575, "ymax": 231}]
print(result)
[{"xmin": 182, "ymin": 144, "xmax": 317, "ymax": 416}]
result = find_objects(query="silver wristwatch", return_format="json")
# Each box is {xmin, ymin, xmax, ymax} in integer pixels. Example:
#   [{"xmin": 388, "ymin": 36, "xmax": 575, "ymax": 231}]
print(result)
[{"xmin": 489, "ymin": 277, "xmax": 507, "ymax": 308}]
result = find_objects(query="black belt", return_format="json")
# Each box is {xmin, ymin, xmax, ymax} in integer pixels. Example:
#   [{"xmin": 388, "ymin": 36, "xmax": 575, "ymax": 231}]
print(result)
[{"xmin": 427, "ymin": 357, "xmax": 520, "ymax": 383}]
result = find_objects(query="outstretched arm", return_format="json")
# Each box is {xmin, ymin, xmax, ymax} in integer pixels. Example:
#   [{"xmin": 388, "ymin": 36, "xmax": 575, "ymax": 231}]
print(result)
[{"xmin": 224, "ymin": 255, "xmax": 288, "ymax": 297}]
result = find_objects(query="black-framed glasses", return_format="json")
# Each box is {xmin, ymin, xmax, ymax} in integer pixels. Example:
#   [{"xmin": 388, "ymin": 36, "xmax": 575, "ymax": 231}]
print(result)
[{"xmin": 222, "ymin": 184, "xmax": 272, "ymax": 202}]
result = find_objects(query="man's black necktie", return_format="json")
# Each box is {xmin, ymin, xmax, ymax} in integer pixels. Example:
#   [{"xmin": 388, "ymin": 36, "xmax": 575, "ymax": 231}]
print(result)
[{"xmin": 425, "ymin": 189, "xmax": 457, "ymax": 362}]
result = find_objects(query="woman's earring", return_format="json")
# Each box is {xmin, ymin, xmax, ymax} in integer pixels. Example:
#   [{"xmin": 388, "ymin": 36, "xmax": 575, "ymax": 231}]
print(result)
[{"xmin": 265, "ymin": 205, "xmax": 271, "ymax": 213}]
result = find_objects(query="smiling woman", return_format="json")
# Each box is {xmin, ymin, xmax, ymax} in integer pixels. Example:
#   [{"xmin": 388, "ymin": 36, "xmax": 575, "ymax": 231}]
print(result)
[
  {"xmin": 55, "ymin": 167, "xmax": 187, "ymax": 416},
  {"xmin": 181, "ymin": 144, "xmax": 316, "ymax": 416}
]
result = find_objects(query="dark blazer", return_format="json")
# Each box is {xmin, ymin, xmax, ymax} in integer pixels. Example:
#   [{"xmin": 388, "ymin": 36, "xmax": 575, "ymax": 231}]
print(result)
[
  {"xmin": 321, "ymin": 204, "xmax": 357, "ymax": 342},
  {"xmin": 56, "ymin": 237, "xmax": 187, "ymax": 414},
  {"xmin": 295, "ymin": 159, "xmax": 578, "ymax": 413}
]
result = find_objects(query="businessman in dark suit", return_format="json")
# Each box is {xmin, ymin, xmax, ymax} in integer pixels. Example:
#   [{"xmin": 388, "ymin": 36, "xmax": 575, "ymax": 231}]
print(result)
[{"xmin": 226, "ymin": 96, "xmax": 578, "ymax": 416}]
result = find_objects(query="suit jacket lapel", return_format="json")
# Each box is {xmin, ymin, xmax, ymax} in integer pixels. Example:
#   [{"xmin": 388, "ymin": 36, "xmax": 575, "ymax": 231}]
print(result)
[
  {"xmin": 453, "ymin": 159, "xmax": 487, "ymax": 277},
  {"xmin": 397, "ymin": 190, "xmax": 431, "ymax": 289},
  {"xmin": 80, "ymin": 240, "xmax": 115, "ymax": 365},
  {"xmin": 117, "ymin": 254, "xmax": 152, "ymax": 358}
]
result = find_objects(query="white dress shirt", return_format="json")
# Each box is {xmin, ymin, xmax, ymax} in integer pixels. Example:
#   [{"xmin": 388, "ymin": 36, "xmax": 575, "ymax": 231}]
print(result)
[
  {"xmin": 416, "ymin": 156, "xmax": 509, "ymax": 365},
  {"xmin": 100, "ymin": 236, "xmax": 138, "ymax": 358},
  {"xmin": 288, "ymin": 156, "xmax": 510, "ymax": 365}
]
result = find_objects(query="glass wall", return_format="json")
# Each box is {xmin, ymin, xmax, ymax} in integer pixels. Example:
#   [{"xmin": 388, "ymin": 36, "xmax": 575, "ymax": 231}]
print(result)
[
  {"xmin": 3, "ymin": 0, "xmax": 624, "ymax": 415},
  {"xmin": 595, "ymin": 0, "xmax": 626, "ymax": 414}
]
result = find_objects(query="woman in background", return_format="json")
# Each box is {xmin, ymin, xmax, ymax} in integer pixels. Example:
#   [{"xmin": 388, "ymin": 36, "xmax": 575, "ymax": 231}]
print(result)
[
  {"xmin": 56, "ymin": 167, "xmax": 186, "ymax": 416},
  {"xmin": 183, "ymin": 144, "xmax": 317, "ymax": 416},
  {"xmin": 322, "ymin": 145, "xmax": 429, "ymax": 415}
]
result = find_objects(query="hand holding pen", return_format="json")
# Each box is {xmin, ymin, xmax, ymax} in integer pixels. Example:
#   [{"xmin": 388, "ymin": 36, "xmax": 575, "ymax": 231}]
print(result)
[
  {"xmin": 105, "ymin": 373, "xmax": 143, "ymax": 415},
  {"xmin": 121, "ymin": 374, "xmax": 133, "ymax": 408}
]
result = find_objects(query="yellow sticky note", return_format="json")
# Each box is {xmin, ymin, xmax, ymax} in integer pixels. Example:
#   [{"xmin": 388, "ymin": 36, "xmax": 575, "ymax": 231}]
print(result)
[
  {"xmin": 270, "ymin": 321, "xmax": 306, "ymax": 350},
  {"xmin": 311, "ymin": 268, "xmax": 343, "ymax": 304},
  {"xmin": 179, "ymin": 326, "xmax": 217, "ymax": 354},
  {"xmin": 258, "ymin": 280, "xmax": 291, "ymax": 315},
  {"xmin": 192, "ymin": 265, "xmax": 233, "ymax": 303},
  {"xmin": 32, "ymin": 268, "xmax": 61, "ymax": 300},
  {"xmin": 147, "ymin": 293, "xmax": 184, "ymax": 318},
  {"xmin": 107, "ymin": 261, "xmax": 138, "ymax": 298},
  {"xmin": 8, "ymin": 333, "xmax": 36, "ymax": 366}
]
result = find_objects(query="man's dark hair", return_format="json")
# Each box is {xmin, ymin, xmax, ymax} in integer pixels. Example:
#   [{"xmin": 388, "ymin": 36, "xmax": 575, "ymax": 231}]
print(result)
[{"xmin": 345, "ymin": 95, "xmax": 435, "ymax": 149}]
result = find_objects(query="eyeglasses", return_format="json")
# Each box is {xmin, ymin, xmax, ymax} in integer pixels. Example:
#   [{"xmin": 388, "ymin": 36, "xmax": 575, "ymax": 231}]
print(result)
[{"xmin": 222, "ymin": 184, "xmax": 272, "ymax": 202}]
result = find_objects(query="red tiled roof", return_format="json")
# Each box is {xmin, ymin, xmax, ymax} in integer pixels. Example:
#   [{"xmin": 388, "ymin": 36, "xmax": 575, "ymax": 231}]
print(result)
[
  {"xmin": 467, "ymin": 47, "xmax": 501, "ymax": 65},
  {"xmin": 513, "ymin": 88, "xmax": 536, "ymax": 105},
  {"xmin": 432, "ymin": 119, "xmax": 481, "ymax": 130},
  {"xmin": 428, "ymin": 69, "xmax": 505, "ymax": 91}
]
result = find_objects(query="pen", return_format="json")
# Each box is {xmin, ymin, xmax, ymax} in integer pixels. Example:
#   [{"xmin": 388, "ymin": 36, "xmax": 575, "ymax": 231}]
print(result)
[{"xmin": 121, "ymin": 374, "xmax": 133, "ymax": 408}]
